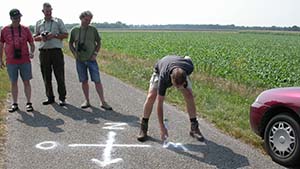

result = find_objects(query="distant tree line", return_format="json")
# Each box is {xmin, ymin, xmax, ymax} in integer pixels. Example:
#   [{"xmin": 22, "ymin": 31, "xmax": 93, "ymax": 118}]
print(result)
[
  {"xmin": 2, "ymin": 22, "xmax": 300, "ymax": 32},
  {"xmin": 128, "ymin": 24, "xmax": 300, "ymax": 32},
  {"xmin": 63, "ymin": 22, "xmax": 300, "ymax": 32}
]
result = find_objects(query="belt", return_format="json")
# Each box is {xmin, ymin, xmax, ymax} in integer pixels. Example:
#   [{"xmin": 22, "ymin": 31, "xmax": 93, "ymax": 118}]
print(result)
[{"xmin": 39, "ymin": 48, "xmax": 61, "ymax": 51}]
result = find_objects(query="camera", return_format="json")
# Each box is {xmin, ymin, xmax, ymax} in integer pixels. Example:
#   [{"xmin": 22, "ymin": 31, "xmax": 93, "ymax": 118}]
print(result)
[
  {"xmin": 41, "ymin": 31, "xmax": 49, "ymax": 37},
  {"xmin": 14, "ymin": 49, "xmax": 22, "ymax": 59},
  {"xmin": 77, "ymin": 43, "xmax": 86, "ymax": 52}
]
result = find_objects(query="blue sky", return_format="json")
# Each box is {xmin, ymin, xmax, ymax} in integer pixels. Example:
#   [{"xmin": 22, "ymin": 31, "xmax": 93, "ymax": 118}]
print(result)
[{"xmin": 1, "ymin": 0, "xmax": 299, "ymax": 27}]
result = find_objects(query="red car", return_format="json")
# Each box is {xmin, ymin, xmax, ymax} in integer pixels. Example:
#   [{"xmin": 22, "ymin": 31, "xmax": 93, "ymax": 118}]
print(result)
[{"xmin": 250, "ymin": 87, "xmax": 300, "ymax": 166}]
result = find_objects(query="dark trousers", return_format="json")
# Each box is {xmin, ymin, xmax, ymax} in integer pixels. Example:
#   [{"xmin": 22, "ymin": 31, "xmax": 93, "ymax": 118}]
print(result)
[{"xmin": 39, "ymin": 48, "xmax": 66, "ymax": 101}]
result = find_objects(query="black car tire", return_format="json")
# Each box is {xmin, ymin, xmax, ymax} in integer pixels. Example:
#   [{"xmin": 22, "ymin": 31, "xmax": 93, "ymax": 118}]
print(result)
[{"xmin": 264, "ymin": 113, "xmax": 300, "ymax": 166}]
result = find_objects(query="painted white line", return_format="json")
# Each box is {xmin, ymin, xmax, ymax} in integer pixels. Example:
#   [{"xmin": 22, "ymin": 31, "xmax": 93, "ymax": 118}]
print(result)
[
  {"xmin": 68, "ymin": 144, "xmax": 151, "ymax": 148},
  {"xmin": 35, "ymin": 141, "xmax": 58, "ymax": 150},
  {"xmin": 102, "ymin": 122, "xmax": 128, "ymax": 130}
]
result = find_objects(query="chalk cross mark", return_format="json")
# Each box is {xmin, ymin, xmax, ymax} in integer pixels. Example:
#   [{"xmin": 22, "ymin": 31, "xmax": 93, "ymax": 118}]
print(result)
[{"xmin": 92, "ymin": 131, "xmax": 123, "ymax": 167}]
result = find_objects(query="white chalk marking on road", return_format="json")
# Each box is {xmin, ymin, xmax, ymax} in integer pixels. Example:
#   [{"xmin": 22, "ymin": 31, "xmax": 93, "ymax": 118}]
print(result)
[
  {"xmin": 91, "ymin": 131, "xmax": 123, "ymax": 167},
  {"xmin": 35, "ymin": 141, "xmax": 58, "ymax": 150},
  {"xmin": 102, "ymin": 122, "xmax": 128, "ymax": 130},
  {"xmin": 69, "ymin": 144, "xmax": 151, "ymax": 148},
  {"xmin": 163, "ymin": 141, "xmax": 189, "ymax": 152},
  {"xmin": 91, "ymin": 158, "xmax": 123, "ymax": 167}
]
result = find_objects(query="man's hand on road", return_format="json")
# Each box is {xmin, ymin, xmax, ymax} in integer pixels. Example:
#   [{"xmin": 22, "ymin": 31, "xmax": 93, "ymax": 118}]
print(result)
[{"xmin": 160, "ymin": 126, "xmax": 168, "ymax": 141}]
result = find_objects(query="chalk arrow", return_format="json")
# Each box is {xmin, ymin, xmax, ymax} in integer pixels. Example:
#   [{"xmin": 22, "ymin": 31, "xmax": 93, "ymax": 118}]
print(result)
[
  {"xmin": 91, "ymin": 158, "xmax": 123, "ymax": 167},
  {"xmin": 91, "ymin": 131, "xmax": 123, "ymax": 167}
]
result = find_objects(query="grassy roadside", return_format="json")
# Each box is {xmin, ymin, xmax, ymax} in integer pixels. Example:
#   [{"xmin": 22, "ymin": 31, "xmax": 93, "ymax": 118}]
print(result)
[
  {"xmin": 0, "ymin": 68, "xmax": 10, "ymax": 169},
  {"xmin": 64, "ymin": 44, "xmax": 264, "ymax": 150}
]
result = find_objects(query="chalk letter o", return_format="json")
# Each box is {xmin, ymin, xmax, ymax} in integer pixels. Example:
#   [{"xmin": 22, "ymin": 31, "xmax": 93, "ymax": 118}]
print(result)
[{"xmin": 35, "ymin": 141, "xmax": 58, "ymax": 150}]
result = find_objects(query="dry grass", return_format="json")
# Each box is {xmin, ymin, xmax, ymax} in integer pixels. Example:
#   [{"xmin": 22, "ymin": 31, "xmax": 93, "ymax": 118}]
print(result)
[
  {"xmin": 193, "ymin": 73, "xmax": 265, "ymax": 98},
  {"xmin": 0, "ymin": 102, "xmax": 7, "ymax": 169},
  {"xmin": 0, "ymin": 67, "xmax": 10, "ymax": 169},
  {"xmin": 100, "ymin": 49, "xmax": 155, "ymax": 67}
]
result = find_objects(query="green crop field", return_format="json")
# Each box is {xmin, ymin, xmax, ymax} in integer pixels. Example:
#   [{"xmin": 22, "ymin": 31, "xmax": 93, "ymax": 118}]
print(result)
[{"xmin": 101, "ymin": 31, "xmax": 300, "ymax": 88}]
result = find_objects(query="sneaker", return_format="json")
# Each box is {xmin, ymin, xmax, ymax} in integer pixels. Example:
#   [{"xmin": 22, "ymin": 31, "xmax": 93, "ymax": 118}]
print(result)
[
  {"xmin": 190, "ymin": 121, "xmax": 205, "ymax": 142},
  {"xmin": 137, "ymin": 119, "xmax": 148, "ymax": 142},
  {"xmin": 81, "ymin": 101, "xmax": 91, "ymax": 109},
  {"xmin": 26, "ymin": 102, "xmax": 34, "ymax": 112},
  {"xmin": 8, "ymin": 103, "xmax": 18, "ymax": 112},
  {"xmin": 101, "ymin": 102, "xmax": 112, "ymax": 110},
  {"xmin": 59, "ymin": 100, "xmax": 67, "ymax": 106}
]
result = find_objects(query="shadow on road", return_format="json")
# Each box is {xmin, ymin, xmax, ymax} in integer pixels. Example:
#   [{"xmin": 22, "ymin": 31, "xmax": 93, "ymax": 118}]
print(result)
[
  {"xmin": 200, "ymin": 139, "xmax": 249, "ymax": 169},
  {"xmin": 51, "ymin": 103, "xmax": 140, "ymax": 127},
  {"xmin": 52, "ymin": 103, "xmax": 101, "ymax": 124},
  {"xmin": 150, "ymin": 138, "xmax": 250, "ymax": 169},
  {"xmin": 16, "ymin": 110, "xmax": 64, "ymax": 133}
]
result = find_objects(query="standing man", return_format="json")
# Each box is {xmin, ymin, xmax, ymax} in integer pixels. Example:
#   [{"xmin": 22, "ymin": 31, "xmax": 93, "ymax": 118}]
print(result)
[
  {"xmin": 34, "ymin": 2, "xmax": 68, "ymax": 106},
  {"xmin": 69, "ymin": 11, "xmax": 112, "ymax": 110},
  {"xmin": 0, "ymin": 9, "xmax": 35, "ymax": 112},
  {"xmin": 137, "ymin": 55, "xmax": 204, "ymax": 142}
]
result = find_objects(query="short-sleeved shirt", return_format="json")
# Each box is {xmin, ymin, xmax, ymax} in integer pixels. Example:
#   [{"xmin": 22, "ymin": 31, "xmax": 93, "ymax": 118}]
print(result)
[
  {"xmin": 35, "ymin": 17, "xmax": 68, "ymax": 49},
  {"xmin": 154, "ymin": 55, "xmax": 194, "ymax": 96},
  {"xmin": 69, "ymin": 25, "xmax": 101, "ymax": 61},
  {"xmin": 0, "ymin": 25, "xmax": 34, "ymax": 64}
]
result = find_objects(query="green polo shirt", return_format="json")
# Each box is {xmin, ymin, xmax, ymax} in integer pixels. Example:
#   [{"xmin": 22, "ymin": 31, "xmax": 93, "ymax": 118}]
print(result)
[{"xmin": 69, "ymin": 25, "xmax": 101, "ymax": 61}]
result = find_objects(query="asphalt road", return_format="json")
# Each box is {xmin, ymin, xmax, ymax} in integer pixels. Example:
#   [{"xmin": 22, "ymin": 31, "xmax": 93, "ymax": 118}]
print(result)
[{"xmin": 4, "ymin": 49, "xmax": 288, "ymax": 169}]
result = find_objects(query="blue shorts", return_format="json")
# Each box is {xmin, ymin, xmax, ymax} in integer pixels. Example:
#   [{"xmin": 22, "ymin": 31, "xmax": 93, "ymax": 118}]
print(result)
[
  {"xmin": 76, "ymin": 60, "xmax": 101, "ymax": 83},
  {"xmin": 7, "ymin": 63, "xmax": 32, "ymax": 82}
]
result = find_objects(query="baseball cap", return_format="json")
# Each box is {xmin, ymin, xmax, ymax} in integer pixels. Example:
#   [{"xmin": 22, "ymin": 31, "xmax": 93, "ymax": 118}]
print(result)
[{"xmin": 9, "ymin": 9, "xmax": 22, "ymax": 19}]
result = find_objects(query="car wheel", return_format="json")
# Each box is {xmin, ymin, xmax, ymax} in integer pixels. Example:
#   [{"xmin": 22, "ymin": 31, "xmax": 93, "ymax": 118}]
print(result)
[{"xmin": 264, "ymin": 113, "xmax": 300, "ymax": 166}]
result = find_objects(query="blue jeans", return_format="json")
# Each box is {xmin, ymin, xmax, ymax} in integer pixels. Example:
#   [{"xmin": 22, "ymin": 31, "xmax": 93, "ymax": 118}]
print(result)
[{"xmin": 76, "ymin": 60, "xmax": 101, "ymax": 83}]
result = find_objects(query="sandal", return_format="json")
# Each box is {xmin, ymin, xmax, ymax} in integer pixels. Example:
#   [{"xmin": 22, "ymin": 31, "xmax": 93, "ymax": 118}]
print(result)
[
  {"xmin": 8, "ymin": 103, "xmax": 18, "ymax": 112},
  {"xmin": 81, "ymin": 101, "xmax": 91, "ymax": 109},
  {"xmin": 26, "ymin": 102, "xmax": 34, "ymax": 112}
]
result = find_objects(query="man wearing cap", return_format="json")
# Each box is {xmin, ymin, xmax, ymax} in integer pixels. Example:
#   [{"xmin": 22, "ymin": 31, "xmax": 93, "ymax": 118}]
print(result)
[
  {"xmin": 137, "ymin": 55, "xmax": 204, "ymax": 142},
  {"xmin": 34, "ymin": 2, "xmax": 68, "ymax": 106},
  {"xmin": 0, "ymin": 9, "xmax": 35, "ymax": 112}
]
